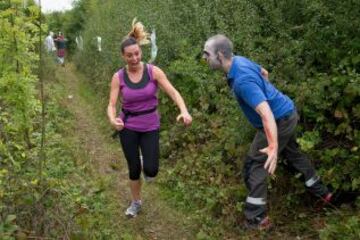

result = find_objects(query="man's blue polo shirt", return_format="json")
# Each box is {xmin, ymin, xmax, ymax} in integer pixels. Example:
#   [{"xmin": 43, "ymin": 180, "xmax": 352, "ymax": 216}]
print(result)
[{"xmin": 227, "ymin": 56, "xmax": 295, "ymax": 128}]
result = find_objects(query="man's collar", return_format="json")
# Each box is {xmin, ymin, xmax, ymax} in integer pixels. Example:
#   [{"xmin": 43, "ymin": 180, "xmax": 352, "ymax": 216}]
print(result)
[
  {"xmin": 227, "ymin": 76, "xmax": 234, "ymax": 88},
  {"xmin": 226, "ymin": 56, "xmax": 237, "ymax": 82}
]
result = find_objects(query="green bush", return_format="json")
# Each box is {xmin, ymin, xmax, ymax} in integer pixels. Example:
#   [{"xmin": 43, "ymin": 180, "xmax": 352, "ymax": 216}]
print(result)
[
  {"xmin": 0, "ymin": 2, "xmax": 121, "ymax": 238},
  {"xmin": 320, "ymin": 216, "xmax": 360, "ymax": 240}
]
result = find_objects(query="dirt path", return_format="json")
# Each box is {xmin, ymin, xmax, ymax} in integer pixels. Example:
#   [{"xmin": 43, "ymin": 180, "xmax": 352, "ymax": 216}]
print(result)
[{"xmin": 56, "ymin": 64, "xmax": 196, "ymax": 240}]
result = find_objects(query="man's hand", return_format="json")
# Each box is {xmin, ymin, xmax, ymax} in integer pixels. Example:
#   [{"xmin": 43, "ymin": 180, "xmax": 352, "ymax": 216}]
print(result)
[
  {"xmin": 260, "ymin": 146, "xmax": 278, "ymax": 175},
  {"xmin": 111, "ymin": 117, "xmax": 124, "ymax": 131}
]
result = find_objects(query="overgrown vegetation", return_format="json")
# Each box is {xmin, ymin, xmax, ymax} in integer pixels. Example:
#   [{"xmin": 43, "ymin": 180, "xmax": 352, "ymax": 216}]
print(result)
[
  {"xmin": 2, "ymin": 0, "xmax": 359, "ymax": 238},
  {"xmin": 55, "ymin": 0, "xmax": 359, "ymax": 238},
  {"xmin": 0, "ymin": 1, "xmax": 124, "ymax": 239}
]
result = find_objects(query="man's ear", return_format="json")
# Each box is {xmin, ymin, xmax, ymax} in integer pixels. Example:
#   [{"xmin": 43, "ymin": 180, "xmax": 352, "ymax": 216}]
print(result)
[
  {"xmin": 217, "ymin": 51, "xmax": 225, "ymax": 64},
  {"xmin": 217, "ymin": 51, "xmax": 225, "ymax": 60}
]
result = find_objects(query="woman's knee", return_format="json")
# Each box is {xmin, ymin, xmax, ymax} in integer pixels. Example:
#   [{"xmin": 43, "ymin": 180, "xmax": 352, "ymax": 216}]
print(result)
[
  {"xmin": 129, "ymin": 171, "xmax": 141, "ymax": 180},
  {"xmin": 143, "ymin": 166, "xmax": 158, "ymax": 177},
  {"xmin": 128, "ymin": 166, "xmax": 142, "ymax": 180}
]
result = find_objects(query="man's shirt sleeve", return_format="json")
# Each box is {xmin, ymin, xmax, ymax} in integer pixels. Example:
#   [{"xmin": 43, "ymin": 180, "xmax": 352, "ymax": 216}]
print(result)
[
  {"xmin": 252, "ymin": 61, "xmax": 262, "ymax": 73},
  {"xmin": 233, "ymin": 78, "xmax": 266, "ymax": 109}
]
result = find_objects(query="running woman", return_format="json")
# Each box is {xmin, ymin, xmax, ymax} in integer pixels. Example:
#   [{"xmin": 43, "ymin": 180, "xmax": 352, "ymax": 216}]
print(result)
[{"xmin": 107, "ymin": 20, "xmax": 192, "ymax": 217}]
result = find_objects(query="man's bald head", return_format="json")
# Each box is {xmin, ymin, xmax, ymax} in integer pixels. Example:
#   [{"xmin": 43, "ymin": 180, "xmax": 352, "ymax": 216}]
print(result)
[{"xmin": 204, "ymin": 34, "xmax": 233, "ymax": 60}]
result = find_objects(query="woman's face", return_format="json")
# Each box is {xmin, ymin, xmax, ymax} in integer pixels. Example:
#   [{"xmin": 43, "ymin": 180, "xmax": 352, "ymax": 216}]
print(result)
[{"xmin": 122, "ymin": 44, "xmax": 142, "ymax": 67}]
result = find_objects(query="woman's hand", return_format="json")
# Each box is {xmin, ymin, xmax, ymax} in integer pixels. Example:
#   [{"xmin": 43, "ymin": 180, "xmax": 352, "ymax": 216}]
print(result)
[
  {"xmin": 176, "ymin": 112, "xmax": 192, "ymax": 126},
  {"xmin": 111, "ymin": 117, "xmax": 124, "ymax": 131}
]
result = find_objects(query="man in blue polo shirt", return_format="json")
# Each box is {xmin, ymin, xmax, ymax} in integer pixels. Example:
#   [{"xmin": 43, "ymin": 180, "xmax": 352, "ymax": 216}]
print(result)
[{"xmin": 202, "ymin": 34, "xmax": 333, "ymax": 230}]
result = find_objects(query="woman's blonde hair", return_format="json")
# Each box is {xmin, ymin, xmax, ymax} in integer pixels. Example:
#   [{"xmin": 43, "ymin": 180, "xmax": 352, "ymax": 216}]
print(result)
[
  {"xmin": 121, "ymin": 18, "xmax": 150, "ymax": 53},
  {"xmin": 127, "ymin": 18, "xmax": 150, "ymax": 45}
]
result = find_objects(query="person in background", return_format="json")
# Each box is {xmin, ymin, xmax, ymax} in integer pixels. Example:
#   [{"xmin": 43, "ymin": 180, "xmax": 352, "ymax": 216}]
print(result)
[
  {"xmin": 44, "ymin": 31, "xmax": 56, "ymax": 53},
  {"xmin": 107, "ymin": 19, "xmax": 192, "ymax": 217},
  {"xmin": 54, "ymin": 32, "xmax": 66, "ymax": 66}
]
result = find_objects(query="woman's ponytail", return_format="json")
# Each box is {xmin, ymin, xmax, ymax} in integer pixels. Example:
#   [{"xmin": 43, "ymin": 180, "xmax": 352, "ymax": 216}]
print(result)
[
  {"xmin": 127, "ymin": 18, "xmax": 150, "ymax": 45},
  {"xmin": 121, "ymin": 18, "xmax": 150, "ymax": 53}
]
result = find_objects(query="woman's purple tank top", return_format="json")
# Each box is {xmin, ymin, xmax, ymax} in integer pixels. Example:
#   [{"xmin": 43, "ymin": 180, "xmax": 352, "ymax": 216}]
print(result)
[{"xmin": 118, "ymin": 64, "xmax": 160, "ymax": 132}]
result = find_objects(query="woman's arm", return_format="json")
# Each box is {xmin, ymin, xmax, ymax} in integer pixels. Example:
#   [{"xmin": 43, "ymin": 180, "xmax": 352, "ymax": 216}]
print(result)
[
  {"xmin": 107, "ymin": 72, "xmax": 124, "ymax": 130},
  {"xmin": 153, "ymin": 66, "xmax": 192, "ymax": 126}
]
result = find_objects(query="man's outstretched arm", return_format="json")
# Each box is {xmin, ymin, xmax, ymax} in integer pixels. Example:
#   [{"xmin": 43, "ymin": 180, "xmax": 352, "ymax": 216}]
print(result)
[{"xmin": 255, "ymin": 101, "xmax": 278, "ymax": 175}]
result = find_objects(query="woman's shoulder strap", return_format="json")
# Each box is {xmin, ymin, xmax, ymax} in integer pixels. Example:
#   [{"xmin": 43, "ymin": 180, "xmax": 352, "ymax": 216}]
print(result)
[{"xmin": 117, "ymin": 67, "xmax": 125, "ymax": 86}]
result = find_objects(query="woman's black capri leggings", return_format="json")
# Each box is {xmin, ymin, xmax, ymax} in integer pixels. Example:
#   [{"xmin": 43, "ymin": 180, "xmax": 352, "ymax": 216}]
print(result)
[{"xmin": 119, "ymin": 128, "xmax": 159, "ymax": 180}]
